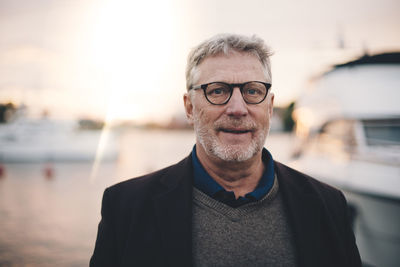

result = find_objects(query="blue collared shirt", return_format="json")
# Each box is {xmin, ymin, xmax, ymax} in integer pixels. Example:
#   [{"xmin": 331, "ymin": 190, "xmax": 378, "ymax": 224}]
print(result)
[{"xmin": 192, "ymin": 146, "xmax": 275, "ymax": 207}]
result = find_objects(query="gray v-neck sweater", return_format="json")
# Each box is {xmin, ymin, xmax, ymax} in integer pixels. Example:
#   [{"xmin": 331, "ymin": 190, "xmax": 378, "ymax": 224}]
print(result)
[{"xmin": 192, "ymin": 177, "xmax": 298, "ymax": 267}]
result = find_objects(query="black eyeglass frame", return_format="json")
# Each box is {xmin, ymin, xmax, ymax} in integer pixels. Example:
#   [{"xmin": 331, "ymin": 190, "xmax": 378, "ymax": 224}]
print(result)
[{"xmin": 191, "ymin": 81, "xmax": 272, "ymax": 105}]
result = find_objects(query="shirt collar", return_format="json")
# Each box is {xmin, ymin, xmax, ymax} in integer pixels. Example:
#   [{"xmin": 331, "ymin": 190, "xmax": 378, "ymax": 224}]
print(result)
[{"xmin": 192, "ymin": 145, "xmax": 275, "ymax": 201}]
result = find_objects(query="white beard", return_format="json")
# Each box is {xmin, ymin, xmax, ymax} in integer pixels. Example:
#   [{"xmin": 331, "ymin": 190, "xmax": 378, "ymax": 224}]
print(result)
[{"xmin": 193, "ymin": 113, "xmax": 269, "ymax": 162}]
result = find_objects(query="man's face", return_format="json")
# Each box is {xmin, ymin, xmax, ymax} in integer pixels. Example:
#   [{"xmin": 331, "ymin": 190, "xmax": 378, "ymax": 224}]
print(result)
[{"xmin": 184, "ymin": 51, "xmax": 274, "ymax": 162}]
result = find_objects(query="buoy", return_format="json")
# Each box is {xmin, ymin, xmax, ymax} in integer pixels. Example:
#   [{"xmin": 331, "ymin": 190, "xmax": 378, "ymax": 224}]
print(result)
[
  {"xmin": 43, "ymin": 164, "xmax": 54, "ymax": 179},
  {"xmin": 0, "ymin": 164, "xmax": 5, "ymax": 178}
]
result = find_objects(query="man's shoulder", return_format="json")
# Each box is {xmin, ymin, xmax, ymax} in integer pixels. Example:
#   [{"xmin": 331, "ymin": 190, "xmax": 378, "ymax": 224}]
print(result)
[
  {"xmin": 105, "ymin": 155, "xmax": 192, "ymax": 199},
  {"xmin": 275, "ymin": 161, "xmax": 349, "ymax": 224},
  {"xmin": 108, "ymin": 165, "xmax": 172, "ymax": 193},
  {"xmin": 274, "ymin": 161, "xmax": 344, "ymax": 199}
]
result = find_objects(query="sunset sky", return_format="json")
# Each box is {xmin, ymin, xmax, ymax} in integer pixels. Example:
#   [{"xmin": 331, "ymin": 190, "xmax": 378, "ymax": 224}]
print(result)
[{"xmin": 0, "ymin": 0, "xmax": 399, "ymax": 123}]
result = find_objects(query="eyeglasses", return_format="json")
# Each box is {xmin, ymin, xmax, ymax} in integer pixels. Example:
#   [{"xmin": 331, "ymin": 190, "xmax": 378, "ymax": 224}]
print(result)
[{"xmin": 191, "ymin": 81, "xmax": 271, "ymax": 105}]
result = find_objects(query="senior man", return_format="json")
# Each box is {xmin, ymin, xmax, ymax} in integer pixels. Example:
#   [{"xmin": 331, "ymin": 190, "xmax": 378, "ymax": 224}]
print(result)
[{"xmin": 90, "ymin": 33, "xmax": 361, "ymax": 267}]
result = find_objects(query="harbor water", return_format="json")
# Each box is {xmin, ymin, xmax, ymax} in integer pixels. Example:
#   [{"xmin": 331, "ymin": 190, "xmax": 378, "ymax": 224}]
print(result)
[{"xmin": 0, "ymin": 129, "xmax": 294, "ymax": 266}]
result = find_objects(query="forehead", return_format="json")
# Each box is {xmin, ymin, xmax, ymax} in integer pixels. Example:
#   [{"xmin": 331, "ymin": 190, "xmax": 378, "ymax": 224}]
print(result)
[{"xmin": 196, "ymin": 51, "xmax": 269, "ymax": 84}]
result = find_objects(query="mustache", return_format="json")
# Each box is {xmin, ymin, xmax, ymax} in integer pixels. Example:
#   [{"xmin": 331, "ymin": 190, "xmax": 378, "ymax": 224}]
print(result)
[{"xmin": 214, "ymin": 117, "xmax": 257, "ymax": 131}]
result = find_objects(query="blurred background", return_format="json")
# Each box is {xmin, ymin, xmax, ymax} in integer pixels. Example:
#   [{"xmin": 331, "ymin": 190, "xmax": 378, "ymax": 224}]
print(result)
[{"xmin": 0, "ymin": 0, "xmax": 399, "ymax": 266}]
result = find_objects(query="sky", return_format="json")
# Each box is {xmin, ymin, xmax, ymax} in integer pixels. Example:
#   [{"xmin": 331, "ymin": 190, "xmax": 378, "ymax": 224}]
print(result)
[{"xmin": 0, "ymin": 0, "xmax": 399, "ymax": 123}]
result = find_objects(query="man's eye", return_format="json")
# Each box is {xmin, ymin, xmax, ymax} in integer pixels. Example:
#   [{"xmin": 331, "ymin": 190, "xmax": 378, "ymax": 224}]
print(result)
[
  {"xmin": 246, "ymin": 88, "xmax": 261, "ymax": 95},
  {"xmin": 212, "ymin": 88, "xmax": 223, "ymax": 95},
  {"xmin": 208, "ymin": 87, "xmax": 227, "ymax": 95},
  {"xmin": 247, "ymin": 89, "xmax": 257, "ymax": 95}
]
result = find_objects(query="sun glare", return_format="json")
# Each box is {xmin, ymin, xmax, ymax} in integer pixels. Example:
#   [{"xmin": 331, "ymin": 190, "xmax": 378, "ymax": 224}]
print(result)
[
  {"xmin": 88, "ymin": 0, "xmax": 178, "ymax": 181},
  {"xmin": 90, "ymin": 0, "xmax": 176, "ymax": 123}
]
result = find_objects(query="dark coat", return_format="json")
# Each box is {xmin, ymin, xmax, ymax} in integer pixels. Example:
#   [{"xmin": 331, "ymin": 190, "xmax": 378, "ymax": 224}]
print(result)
[{"xmin": 90, "ymin": 155, "xmax": 361, "ymax": 267}]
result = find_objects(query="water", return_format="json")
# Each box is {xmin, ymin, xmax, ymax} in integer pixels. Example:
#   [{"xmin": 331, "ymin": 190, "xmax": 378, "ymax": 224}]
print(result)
[{"xmin": 0, "ymin": 129, "xmax": 294, "ymax": 266}]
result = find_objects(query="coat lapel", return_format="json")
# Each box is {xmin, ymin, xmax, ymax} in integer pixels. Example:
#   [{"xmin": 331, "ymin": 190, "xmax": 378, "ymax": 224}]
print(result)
[
  {"xmin": 275, "ymin": 161, "xmax": 323, "ymax": 267},
  {"xmin": 153, "ymin": 156, "xmax": 193, "ymax": 267}
]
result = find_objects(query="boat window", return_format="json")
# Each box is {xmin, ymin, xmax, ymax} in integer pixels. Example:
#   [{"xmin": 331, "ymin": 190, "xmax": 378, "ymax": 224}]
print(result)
[
  {"xmin": 320, "ymin": 119, "xmax": 354, "ymax": 138},
  {"xmin": 317, "ymin": 119, "xmax": 357, "ymax": 154},
  {"xmin": 362, "ymin": 118, "xmax": 400, "ymax": 146}
]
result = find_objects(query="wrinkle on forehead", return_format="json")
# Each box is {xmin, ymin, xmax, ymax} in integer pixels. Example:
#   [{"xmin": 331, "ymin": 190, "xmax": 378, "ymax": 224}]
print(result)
[{"xmin": 196, "ymin": 52, "xmax": 270, "ymax": 85}]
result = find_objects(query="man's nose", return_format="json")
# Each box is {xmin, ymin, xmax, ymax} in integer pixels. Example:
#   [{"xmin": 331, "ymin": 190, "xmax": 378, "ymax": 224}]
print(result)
[{"xmin": 225, "ymin": 87, "xmax": 248, "ymax": 117}]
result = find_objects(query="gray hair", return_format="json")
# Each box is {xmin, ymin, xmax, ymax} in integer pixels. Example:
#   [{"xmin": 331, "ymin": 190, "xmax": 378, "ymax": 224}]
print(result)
[{"xmin": 185, "ymin": 33, "xmax": 273, "ymax": 91}]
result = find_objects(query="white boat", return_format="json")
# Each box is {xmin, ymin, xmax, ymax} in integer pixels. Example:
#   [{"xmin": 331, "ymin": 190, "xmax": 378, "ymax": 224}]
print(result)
[
  {"xmin": 0, "ymin": 115, "xmax": 119, "ymax": 163},
  {"xmin": 291, "ymin": 53, "xmax": 400, "ymax": 267}
]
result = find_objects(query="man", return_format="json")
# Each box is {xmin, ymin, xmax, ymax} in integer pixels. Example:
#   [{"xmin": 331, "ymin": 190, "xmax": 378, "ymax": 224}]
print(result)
[{"xmin": 90, "ymin": 33, "xmax": 361, "ymax": 267}]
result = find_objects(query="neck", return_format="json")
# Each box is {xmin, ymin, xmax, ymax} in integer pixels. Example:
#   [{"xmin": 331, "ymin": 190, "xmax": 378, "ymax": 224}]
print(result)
[{"xmin": 196, "ymin": 144, "xmax": 265, "ymax": 198}]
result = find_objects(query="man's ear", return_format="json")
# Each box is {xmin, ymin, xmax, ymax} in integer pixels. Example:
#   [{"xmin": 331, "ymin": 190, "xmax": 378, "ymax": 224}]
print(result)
[{"xmin": 183, "ymin": 93, "xmax": 194, "ymax": 125}]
